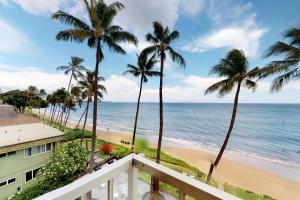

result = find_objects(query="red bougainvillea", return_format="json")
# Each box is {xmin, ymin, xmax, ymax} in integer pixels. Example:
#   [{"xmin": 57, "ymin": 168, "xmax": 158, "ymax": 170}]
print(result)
[{"xmin": 100, "ymin": 144, "xmax": 115, "ymax": 154}]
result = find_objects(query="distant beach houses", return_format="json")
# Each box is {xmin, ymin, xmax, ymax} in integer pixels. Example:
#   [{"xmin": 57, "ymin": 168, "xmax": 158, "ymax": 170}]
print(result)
[{"xmin": 0, "ymin": 122, "xmax": 64, "ymax": 199}]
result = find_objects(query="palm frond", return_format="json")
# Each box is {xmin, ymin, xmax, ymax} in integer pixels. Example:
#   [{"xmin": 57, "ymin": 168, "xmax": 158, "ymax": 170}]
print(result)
[
  {"xmin": 166, "ymin": 46, "xmax": 186, "ymax": 68},
  {"xmin": 110, "ymin": 31, "xmax": 138, "ymax": 45},
  {"xmin": 145, "ymin": 33, "xmax": 159, "ymax": 44},
  {"xmin": 271, "ymin": 68, "xmax": 299, "ymax": 91},
  {"xmin": 284, "ymin": 27, "xmax": 300, "ymax": 46},
  {"xmin": 56, "ymin": 29, "xmax": 92, "ymax": 43},
  {"xmin": 243, "ymin": 79, "xmax": 257, "ymax": 91},
  {"xmin": 153, "ymin": 21, "xmax": 164, "ymax": 41},
  {"xmin": 205, "ymin": 79, "xmax": 230, "ymax": 95},
  {"xmin": 52, "ymin": 10, "xmax": 90, "ymax": 30}
]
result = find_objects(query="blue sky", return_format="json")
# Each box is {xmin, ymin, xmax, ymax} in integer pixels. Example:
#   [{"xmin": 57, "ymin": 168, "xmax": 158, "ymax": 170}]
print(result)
[{"xmin": 0, "ymin": 0, "xmax": 299, "ymax": 103}]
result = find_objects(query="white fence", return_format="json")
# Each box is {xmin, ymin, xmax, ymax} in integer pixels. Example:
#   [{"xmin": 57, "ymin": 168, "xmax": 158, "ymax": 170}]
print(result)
[{"xmin": 35, "ymin": 154, "xmax": 240, "ymax": 200}]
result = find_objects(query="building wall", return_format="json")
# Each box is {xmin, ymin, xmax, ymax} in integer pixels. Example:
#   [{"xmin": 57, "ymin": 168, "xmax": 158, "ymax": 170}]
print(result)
[{"xmin": 0, "ymin": 143, "xmax": 54, "ymax": 200}]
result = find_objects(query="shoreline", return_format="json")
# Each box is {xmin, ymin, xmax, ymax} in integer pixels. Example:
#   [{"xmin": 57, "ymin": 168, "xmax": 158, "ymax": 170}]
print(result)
[
  {"xmin": 72, "ymin": 123, "xmax": 300, "ymax": 200},
  {"xmin": 34, "ymin": 111, "xmax": 300, "ymax": 200}
]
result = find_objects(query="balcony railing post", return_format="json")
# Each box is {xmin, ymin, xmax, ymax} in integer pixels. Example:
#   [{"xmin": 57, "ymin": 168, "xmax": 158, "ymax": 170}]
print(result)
[
  {"xmin": 107, "ymin": 179, "xmax": 114, "ymax": 200},
  {"xmin": 128, "ymin": 166, "xmax": 138, "ymax": 200},
  {"xmin": 179, "ymin": 191, "xmax": 186, "ymax": 200}
]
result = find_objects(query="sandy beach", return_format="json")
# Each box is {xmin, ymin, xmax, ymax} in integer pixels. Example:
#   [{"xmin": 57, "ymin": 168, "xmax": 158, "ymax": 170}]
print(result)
[
  {"xmin": 87, "ymin": 126, "xmax": 300, "ymax": 200},
  {"xmin": 38, "ymin": 114, "xmax": 300, "ymax": 200}
]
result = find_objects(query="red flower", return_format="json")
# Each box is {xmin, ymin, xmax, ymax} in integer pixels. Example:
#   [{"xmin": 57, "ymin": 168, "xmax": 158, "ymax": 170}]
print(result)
[{"xmin": 100, "ymin": 144, "xmax": 115, "ymax": 153}]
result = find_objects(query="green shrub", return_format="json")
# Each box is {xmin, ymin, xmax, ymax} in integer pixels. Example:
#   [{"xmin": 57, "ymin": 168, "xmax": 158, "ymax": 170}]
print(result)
[{"xmin": 8, "ymin": 143, "xmax": 88, "ymax": 200}]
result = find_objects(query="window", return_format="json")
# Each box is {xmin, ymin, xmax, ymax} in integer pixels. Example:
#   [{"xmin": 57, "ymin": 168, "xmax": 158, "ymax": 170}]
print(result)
[
  {"xmin": 7, "ymin": 178, "xmax": 15, "ymax": 184},
  {"xmin": 46, "ymin": 143, "xmax": 51, "ymax": 151},
  {"xmin": 25, "ymin": 171, "xmax": 32, "ymax": 182},
  {"xmin": 24, "ymin": 143, "xmax": 51, "ymax": 158},
  {"xmin": 0, "ymin": 151, "xmax": 16, "ymax": 158},
  {"xmin": 0, "ymin": 153, "xmax": 6, "ymax": 158},
  {"xmin": 7, "ymin": 151, "xmax": 16, "ymax": 156},
  {"xmin": 0, "ymin": 181, "xmax": 6, "ymax": 187},
  {"xmin": 25, "ymin": 168, "xmax": 40, "ymax": 182},
  {"xmin": 0, "ymin": 178, "xmax": 16, "ymax": 188}
]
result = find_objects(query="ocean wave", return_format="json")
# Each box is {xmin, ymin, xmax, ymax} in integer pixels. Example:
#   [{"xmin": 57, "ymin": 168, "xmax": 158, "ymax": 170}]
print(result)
[{"xmin": 157, "ymin": 136, "xmax": 300, "ymax": 168}]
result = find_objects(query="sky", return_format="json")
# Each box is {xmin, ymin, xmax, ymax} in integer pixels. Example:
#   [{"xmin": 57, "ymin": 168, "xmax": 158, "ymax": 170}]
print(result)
[{"xmin": 0, "ymin": 0, "xmax": 299, "ymax": 103}]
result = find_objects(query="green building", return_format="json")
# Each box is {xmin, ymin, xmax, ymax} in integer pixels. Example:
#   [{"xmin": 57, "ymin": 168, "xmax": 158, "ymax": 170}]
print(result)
[{"xmin": 0, "ymin": 123, "xmax": 64, "ymax": 200}]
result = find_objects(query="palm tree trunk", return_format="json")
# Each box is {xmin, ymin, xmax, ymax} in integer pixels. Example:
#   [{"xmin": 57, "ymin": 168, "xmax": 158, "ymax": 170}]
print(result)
[
  {"xmin": 64, "ymin": 108, "xmax": 71, "ymax": 128},
  {"xmin": 86, "ymin": 40, "xmax": 101, "ymax": 200},
  {"xmin": 38, "ymin": 107, "xmax": 41, "ymax": 118},
  {"xmin": 151, "ymin": 51, "xmax": 165, "ymax": 200},
  {"xmin": 81, "ymin": 99, "xmax": 90, "ymax": 145},
  {"xmin": 89, "ymin": 40, "xmax": 101, "ymax": 173},
  {"xmin": 206, "ymin": 81, "xmax": 242, "ymax": 184},
  {"xmin": 131, "ymin": 76, "xmax": 143, "ymax": 151},
  {"xmin": 75, "ymin": 107, "xmax": 87, "ymax": 129},
  {"xmin": 59, "ymin": 73, "xmax": 73, "ymax": 130},
  {"xmin": 55, "ymin": 105, "xmax": 61, "ymax": 123},
  {"xmin": 50, "ymin": 104, "xmax": 57, "ymax": 125},
  {"xmin": 43, "ymin": 106, "xmax": 48, "ymax": 122}
]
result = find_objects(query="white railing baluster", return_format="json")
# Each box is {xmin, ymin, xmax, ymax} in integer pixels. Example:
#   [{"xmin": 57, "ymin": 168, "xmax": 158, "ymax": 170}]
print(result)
[
  {"xmin": 107, "ymin": 179, "xmax": 114, "ymax": 200},
  {"xmin": 128, "ymin": 166, "xmax": 138, "ymax": 200}
]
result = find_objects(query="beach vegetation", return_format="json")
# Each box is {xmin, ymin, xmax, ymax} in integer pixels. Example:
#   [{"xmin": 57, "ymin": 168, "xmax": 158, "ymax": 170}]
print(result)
[
  {"xmin": 56, "ymin": 56, "xmax": 87, "ymax": 130},
  {"xmin": 123, "ymin": 49, "xmax": 160, "ymax": 150},
  {"xmin": 259, "ymin": 26, "xmax": 300, "ymax": 91},
  {"xmin": 77, "ymin": 70, "xmax": 106, "ymax": 145},
  {"xmin": 144, "ymin": 21, "xmax": 186, "ymax": 198},
  {"xmin": 52, "ymin": 0, "xmax": 138, "ymax": 181},
  {"xmin": 205, "ymin": 49, "xmax": 261, "ymax": 183}
]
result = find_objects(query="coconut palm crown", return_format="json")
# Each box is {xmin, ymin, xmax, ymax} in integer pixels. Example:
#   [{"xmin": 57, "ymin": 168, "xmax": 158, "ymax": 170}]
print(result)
[
  {"xmin": 205, "ymin": 49, "xmax": 259, "ymax": 96},
  {"xmin": 259, "ymin": 27, "xmax": 300, "ymax": 91},
  {"xmin": 205, "ymin": 49, "xmax": 260, "ymax": 183}
]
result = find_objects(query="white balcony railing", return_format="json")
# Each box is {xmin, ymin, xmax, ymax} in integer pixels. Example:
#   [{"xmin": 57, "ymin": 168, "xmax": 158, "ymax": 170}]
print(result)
[{"xmin": 35, "ymin": 154, "xmax": 240, "ymax": 200}]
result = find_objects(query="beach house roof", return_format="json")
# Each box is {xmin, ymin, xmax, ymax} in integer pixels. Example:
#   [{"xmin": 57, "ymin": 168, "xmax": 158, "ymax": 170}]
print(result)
[
  {"xmin": 0, "ymin": 105, "xmax": 17, "ymax": 119},
  {"xmin": 0, "ymin": 123, "xmax": 64, "ymax": 152}
]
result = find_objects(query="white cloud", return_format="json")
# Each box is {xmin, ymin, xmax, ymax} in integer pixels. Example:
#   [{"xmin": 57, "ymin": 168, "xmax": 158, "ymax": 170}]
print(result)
[
  {"xmin": 180, "ymin": 0, "xmax": 204, "ymax": 17},
  {"xmin": 6, "ymin": 0, "xmax": 68, "ymax": 16},
  {"xmin": 0, "ymin": 64, "xmax": 69, "ymax": 92},
  {"xmin": 0, "ymin": 19, "xmax": 33, "ymax": 54},
  {"xmin": 0, "ymin": 66, "xmax": 299, "ymax": 103},
  {"xmin": 182, "ymin": 16, "xmax": 268, "ymax": 57},
  {"xmin": 182, "ymin": 1, "xmax": 268, "ymax": 57},
  {"xmin": 102, "ymin": 74, "xmax": 300, "ymax": 103}
]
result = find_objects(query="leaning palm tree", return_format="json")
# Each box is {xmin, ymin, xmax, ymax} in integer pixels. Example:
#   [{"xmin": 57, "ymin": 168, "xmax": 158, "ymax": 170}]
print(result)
[
  {"xmin": 144, "ymin": 21, "xmax": 185, "ymax": 199},
  {"xmin": 78, "ymin": 70, "xmax": 106, "ymax": 144},
  {"xmin": 123, "ymin": 50, "xmax": 160, "ymax": 150},
  {"xmin": 57, "ymin": 56, "xmax": 86, "ymax": 129},
  {"xmin": 52, "ymin": 0, "xmax": 137, "ymax": 174},
  {"xmin": 205, "ymin": 49, "xmax": 260, "ymax": 183},
  {"xmin": 259, "ymin": 27, "xmax": 300, "ymax": 91}
]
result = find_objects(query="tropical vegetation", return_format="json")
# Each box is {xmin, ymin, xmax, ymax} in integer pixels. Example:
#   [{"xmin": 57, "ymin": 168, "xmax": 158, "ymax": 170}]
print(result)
[
  {"xmin": 123, "ymin": 49, "xmax": 160, "ymax": 150},
  {"xmin": 259, "ymin": 27, "xmax": 300, "ymax": 91},
  {"xmin": 52, "ymin": 0, "xmax": 138, "ymax": 176},
  {"xmin": 205, "ymin": 49, "xmax": 260, "ymax": 183}
]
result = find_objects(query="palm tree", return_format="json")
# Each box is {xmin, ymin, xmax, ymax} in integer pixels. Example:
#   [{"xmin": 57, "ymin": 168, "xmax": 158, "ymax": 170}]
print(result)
[
  {"xmin": 52, "ymin": 0, "xmax": 137, "ymax": 174},
  {"xmin": 123, "ymin": 50, "xmax": 160, "ymax": 150},
  {"xmin": 78, "ymin": 70, "xmax": 106, "ymax": 145},
  {"xmin": 259, "ymin": 27, "xmax": 300, "ymax": 91},
  {"xmin": 205, "ymin": 49, "xmax": 260, "ymax": 183},
  {"xmin": 144, "ymin": 21, "xmax": 185, "ymax": 199},
  {"xmin": 57, "ymin": 56, "xmax": 86, "ymax": 129}
]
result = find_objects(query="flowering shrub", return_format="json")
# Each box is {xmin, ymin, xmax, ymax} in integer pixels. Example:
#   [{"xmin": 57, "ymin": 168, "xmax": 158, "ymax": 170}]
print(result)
[
  {"xmin": 8, "ymin": 143, "xmax": 88, "ymax": 200},
  {"xmin": 100, "ymin": 144, "xmax": 115, "ymax": 154},
  {"xmin": 40, "ymin": 143, "xmax": 88, "ymax": 183}
]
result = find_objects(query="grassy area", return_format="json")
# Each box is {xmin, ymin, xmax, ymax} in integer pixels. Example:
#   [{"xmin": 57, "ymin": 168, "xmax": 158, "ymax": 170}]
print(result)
[{"xmin": 24, "ymin": 110, "xmax": 275, "ymax": 200}]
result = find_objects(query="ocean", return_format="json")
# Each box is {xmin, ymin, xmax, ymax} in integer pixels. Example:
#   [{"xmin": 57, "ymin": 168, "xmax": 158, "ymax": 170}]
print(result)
[{"xmin": 68, "ymin": 102, "xmax": 300, "ymax": 169}]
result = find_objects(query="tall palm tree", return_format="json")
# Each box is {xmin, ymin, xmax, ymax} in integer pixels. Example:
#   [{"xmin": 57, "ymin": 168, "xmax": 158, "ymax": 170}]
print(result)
[
  {"xmin": 57, "ymin": 56, "xmax": 86, "ymax": 129},
  {"xmin": 78, "ymin": 70, "xmax": 106, "ymax": 145},
  {"xmin": 260, "ymin": 27, "xmax": 300, "ymax": 91},
  {"xmin": 123, "ymin": 50, "xmax": 160, "ymax": 150},
  {"xmin": 144, "ymin": 21, "xmax": 185, "ymax": 199},
  {"xmin": 52, "ymin": 0, "xmax": 137, "ymax": 173},
  {"xmin": 205, "ymin": 49, "xmax": 260, "ymax": 183}
]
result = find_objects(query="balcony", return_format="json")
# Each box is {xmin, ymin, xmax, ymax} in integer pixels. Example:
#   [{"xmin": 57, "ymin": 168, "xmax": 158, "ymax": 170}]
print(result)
[{"xmin": 35, "ymin": 154, "xmax": 240, "ymax": 200}]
